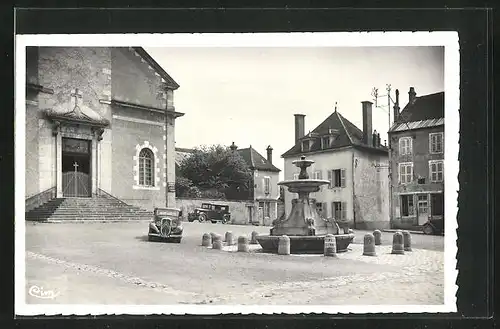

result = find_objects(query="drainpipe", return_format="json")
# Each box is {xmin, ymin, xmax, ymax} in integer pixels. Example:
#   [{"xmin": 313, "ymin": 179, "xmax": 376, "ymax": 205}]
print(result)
[
  {"xmin": 352, "ymin": 152, "xmax": 356, "ymax": 229},
  {"xmin": 388, "ymin": 138, "xmax": 393, "ymax": 228}
]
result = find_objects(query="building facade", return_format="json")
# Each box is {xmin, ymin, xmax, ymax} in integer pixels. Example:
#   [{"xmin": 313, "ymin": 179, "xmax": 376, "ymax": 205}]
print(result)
[
  {"xmin": 175, "ymin": 144, "xmax": 281, "ymax": 225},
  {"xmin": 388, "ymin": 87, "xmax": 444, "ymax": 229},
  {"xmin": 25, "ymin": 47, "xmax": 183, "ymax": 212},
  {"xmin": 282, "ymin": 102, "xmax": 390, "ymax": 230},
  {"xmin": 233, "ymin": 144, "xmax": 281, "ymax": 226}
]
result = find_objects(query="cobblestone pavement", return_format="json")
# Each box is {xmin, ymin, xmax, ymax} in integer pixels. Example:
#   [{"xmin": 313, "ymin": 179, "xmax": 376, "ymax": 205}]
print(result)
[{"xmin": 24, "ymin": 221, "xmax": 445, "ymax": 305}]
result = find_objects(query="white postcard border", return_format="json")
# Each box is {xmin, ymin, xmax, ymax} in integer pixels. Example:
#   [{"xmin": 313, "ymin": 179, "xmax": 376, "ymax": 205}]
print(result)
[{"xmin": 15, "ymin": 31, "xmax": 459, "ymax": 315}]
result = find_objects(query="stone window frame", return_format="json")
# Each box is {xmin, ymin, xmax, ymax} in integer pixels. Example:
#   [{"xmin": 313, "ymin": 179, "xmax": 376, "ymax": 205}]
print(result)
[
  {"xmin": 399, "ymin": 162, "xmax": 414, "ymax": 184},
  {"xmin": 399, "ymin": 136, "xmax": 413, "ymax": 155},
  {"xmin": 133, "ymin": 141, "xmax": 161, "ymax": 191},
  {"xmin": 327, "ymin": 169, "xmax": 346, "ymax": 189},
  {"xmin": 263, "ymin": 176, "xmax": 271, "ymax": 195},
  {"xmin": 138, "ymin": 148, "xmax": 154, "ymax": 187},
  {"xmin": 429, "ymin": 132, "xmax": 444, "ymax": 154},
  {"xmin": 331, "ymin": 201, "xmax": 347, "ymax": 220},
  {"xmin": 429, "ymin": 160, "xmax": 444, "ymax": 183}
]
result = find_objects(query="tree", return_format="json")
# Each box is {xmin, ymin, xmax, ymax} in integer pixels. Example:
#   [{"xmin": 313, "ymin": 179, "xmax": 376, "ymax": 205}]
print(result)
[{"xmin": 177, "ymin": 144, "xmax": 253, "ymax": 198}]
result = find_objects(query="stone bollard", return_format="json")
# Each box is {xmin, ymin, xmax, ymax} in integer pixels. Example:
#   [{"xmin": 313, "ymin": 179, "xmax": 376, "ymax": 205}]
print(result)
[
  {"xmin": 391, "ymin": 232, "xmax": 405, "ymax": 254},
  {"xmin": 201, "ymin": 233, "xmax": 212, "ymax": 247},
  {"xmin": 402, "ymin": 231, "xmax": 412, "ymax": 252},
  {"xmin": 250, "ymin": 231, "xmax": 259, "ymax": 244},
  {"xmin": 323, "ymin": 234, "xmax": 337, "ymax": 257},
  {"xmin": 278, "ymin": 235, "xmax": 291, "ymax": 255},
  {"xmin": 212, "ymin": 234, "xmax": 222, "ymax": 250},
  {"xmin": 237, "ymin": 236, "xmax": 249, "ymax": 252},
  {"xmin": 363, "ymin": 233, "xmax": 376, "ymax": 256},
  {"xmin": 225, "ymin": 231, "xmax": 234, "ymax": 246},
  {"xmin": 373, "ymin": 229, "xmax": 382, "ymax": 245}
]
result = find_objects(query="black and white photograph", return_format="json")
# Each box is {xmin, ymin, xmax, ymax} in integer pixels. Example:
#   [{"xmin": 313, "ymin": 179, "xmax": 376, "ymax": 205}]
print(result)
[{"xmin": 15, "ymin": 32, "xmax": 459, "ymax": 315}]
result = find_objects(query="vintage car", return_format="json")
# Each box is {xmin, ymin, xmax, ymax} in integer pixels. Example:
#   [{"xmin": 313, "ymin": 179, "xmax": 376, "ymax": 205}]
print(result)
[
  {"xmin": 422, "ymin": 216, "xmax": 444, "ymax": 235},
  {"xmin": 148, "ymin": 207, "xmax": 183, "ymax": 243},
  {"xmin": 188, "ymin": 203, "xmax": 231, "ymax": 224}
]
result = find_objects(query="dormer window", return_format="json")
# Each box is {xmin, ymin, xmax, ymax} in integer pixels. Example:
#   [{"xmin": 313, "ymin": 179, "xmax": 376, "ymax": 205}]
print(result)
[
  {"xmin": 301, "ymin": 140, "xmax": 312, "ymax": 152},
  {"xmin": 321, "ymin": 136, "xmax": 330, "ymax": 149}
]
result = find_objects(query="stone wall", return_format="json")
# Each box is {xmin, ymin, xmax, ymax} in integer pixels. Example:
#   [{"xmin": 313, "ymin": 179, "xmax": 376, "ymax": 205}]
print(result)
[
  {"xmin": 110, "ymin": 107, "xmax": 166, "ymax": 211},
  {"xmin": 111, "ymin": 48, "xmax": 167, "ymax": 109},
  {"xmin": 352, "ymin": 149, "xmax": 390, "ymax": 230},
  {"xmin": 24, "ymin": 47, "xmax": 178, "ymax": 213}
]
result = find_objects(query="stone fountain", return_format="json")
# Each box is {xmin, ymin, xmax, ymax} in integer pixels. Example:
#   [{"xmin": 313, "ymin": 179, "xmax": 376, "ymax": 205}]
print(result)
[{"xmin": 256, "ymin": 155, "xmax": 355, "ymax": 254}]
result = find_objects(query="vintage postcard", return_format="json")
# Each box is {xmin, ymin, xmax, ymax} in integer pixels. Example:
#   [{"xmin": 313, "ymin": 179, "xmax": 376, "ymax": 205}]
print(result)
[{"xmin": 15, "ymin": 32, "xmax": 459, "ymax": 315}]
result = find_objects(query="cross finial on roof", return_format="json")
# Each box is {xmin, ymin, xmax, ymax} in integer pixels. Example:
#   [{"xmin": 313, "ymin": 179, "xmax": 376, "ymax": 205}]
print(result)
[
  {"xmin": 71, "ymin": 88, "xmax": 82, "ymax": 106},
  {"xmin": 70, "ymin": 88, "xmax": 83, "ymax": 116}
]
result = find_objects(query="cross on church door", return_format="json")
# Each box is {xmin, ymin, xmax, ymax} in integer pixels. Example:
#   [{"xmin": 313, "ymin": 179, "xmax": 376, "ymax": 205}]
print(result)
[{"xmin": 61, "ymin": 138, "xmax": 92, "ymax": 197}]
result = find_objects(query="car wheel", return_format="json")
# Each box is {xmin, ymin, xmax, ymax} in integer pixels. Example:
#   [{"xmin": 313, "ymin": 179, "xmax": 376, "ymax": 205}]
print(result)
[
  {"xmin": 198, "ymin": 213, "xmax": 207, "ymax": 223},
  {"xmin": 422, "ymin": 224, "xmax": 434, "ymax": 235}
]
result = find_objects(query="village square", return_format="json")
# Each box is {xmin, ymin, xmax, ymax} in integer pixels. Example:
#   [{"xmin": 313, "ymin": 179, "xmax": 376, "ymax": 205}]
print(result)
[{"xmin": 23, "ymin": 46, "xmax": 446, "ymax": 306}]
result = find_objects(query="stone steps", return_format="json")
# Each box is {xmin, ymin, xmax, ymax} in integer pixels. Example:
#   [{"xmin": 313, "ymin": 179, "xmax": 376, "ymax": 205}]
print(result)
[{"xmin": 25, "ymin": 196, "xmax": 153, "ymax": 222}]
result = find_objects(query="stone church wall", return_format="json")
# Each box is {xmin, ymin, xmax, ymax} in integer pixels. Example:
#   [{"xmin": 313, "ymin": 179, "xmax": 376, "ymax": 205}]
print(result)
[
  {"xmin": 25, "ymin": 47, "xmax": 176, "ymax": 213},
  {"xmin": 111, "ymin": 106, "xmax": 167, "ymax": 211},
  {"xmin": 111, "ymin": 48, "xmax": 167, "ymax": 110}
]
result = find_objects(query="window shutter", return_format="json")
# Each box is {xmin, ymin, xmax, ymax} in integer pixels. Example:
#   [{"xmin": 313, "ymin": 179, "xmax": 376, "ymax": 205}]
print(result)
[
  {"xmin": 408, "ymin": 138, "xmax": 412, "ymax": 154},
  {"xmin": 327, "ymin": 170, "xmax": 333, "ymax": 188},
  {"xmin": 340, "ymin": 169, "xmax": 346, "ymax": 187},
  {"xmin": 341, "ymin": 202, "xmax": 347, "ymax": 220},
  {"xmin": 322, "ymin": 202, "xmax": 327, "ymax": 217}
]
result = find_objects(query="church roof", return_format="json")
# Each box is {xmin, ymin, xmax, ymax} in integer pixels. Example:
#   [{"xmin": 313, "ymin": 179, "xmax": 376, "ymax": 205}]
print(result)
[
  {"xmin": 133, "ymin": 47, "xmax": 180, "ymax": 90},
  {"xmin": 281, "ymin": 110, "xmax": 388, "ymax": 158}
]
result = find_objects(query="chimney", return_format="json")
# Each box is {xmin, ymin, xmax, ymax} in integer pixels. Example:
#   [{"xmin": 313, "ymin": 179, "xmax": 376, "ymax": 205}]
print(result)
[
  {"xmin": 408, "ymin": 87, "xmax": 417, "ymax": 104},
  {"xmin": 294, "ymin": 114, "xmax": 305, "ymax": 144},
  {"xmin": 361, "ymin": 101, "xmax": 373, "ymax": 147},
  {"xmin": 266, "ymin": 145, "xmax": 273, "ymax": 164},
  {"xmin": 372, "ymin": 130, "xmax": 377, "ymax": 147},
  {"xmin": 393, "ymin": 89, "xmax": 400, "ymax": 122},
  {"xmin": 230, "ymin": 141, "xmax": 238, "ymax": 151},
  {"xmin": 377, "ymin": 132, "xmax": 381, "ymax": 147}
]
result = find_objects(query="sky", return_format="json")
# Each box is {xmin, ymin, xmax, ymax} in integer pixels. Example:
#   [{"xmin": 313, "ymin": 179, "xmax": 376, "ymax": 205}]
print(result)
[{"xmin": 146, "ymin": 46, "xmax": 444, "ymax": 179}]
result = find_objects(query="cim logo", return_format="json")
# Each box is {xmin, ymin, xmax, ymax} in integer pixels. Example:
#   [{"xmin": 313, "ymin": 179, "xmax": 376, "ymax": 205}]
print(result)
[{"xmin": 28, "ymin": 285, "xmax": 60, "ymax": 299}]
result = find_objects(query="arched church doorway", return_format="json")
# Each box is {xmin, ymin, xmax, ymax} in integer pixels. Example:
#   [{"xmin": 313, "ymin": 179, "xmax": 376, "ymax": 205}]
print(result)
[{"xmin": 62, "ymin": 137, "xmax": 92, "ymax": 197}]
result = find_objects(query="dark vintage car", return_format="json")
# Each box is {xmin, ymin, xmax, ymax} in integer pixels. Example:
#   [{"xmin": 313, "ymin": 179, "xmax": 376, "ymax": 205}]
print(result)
[
  {"xmin": 148, "ymin": 207, "xmax": 183, "ymax": 243},
  {"xmin": 422, "ymin": 216, "xmax": 444, "ymax": 235},
  {"xmin": 188, "ymin": 203, "xmax": 231, "ymax": 224}
]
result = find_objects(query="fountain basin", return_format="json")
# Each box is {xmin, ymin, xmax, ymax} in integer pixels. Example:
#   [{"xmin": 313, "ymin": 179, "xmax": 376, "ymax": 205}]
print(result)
[{"xmin": 256, "ymin": 233, "xmax": 355, "ymax": 254}]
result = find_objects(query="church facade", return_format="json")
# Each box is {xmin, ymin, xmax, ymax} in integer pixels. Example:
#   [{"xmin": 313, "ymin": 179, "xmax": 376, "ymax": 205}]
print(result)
[{"xmin": 25, "ymin": 47, "xmax": 184, "ymax": 212}]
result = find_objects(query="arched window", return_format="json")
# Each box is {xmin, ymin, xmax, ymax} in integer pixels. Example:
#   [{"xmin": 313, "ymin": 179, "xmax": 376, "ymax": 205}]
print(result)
[{"xmin": 138, "ymin": 148, "xmax": 154, "ymax": 186}]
